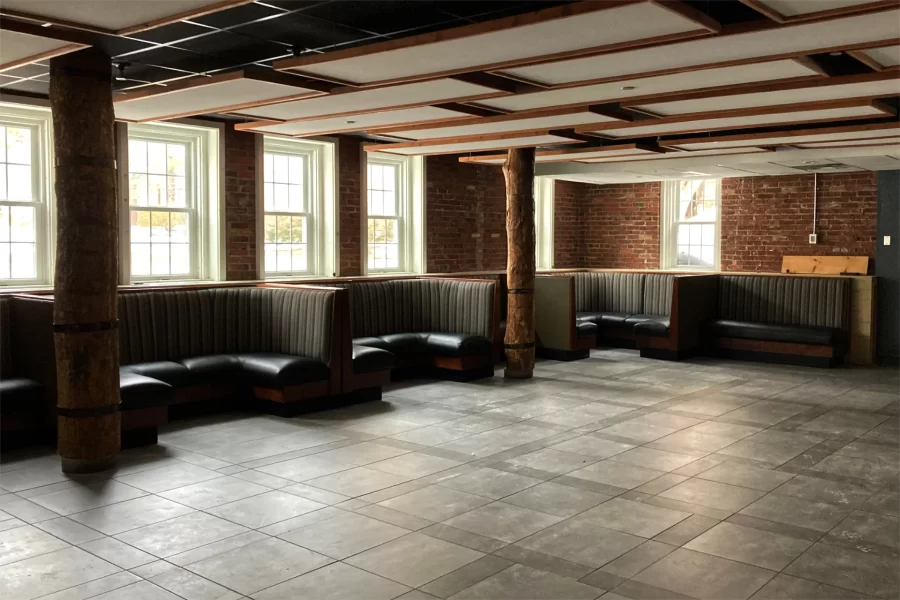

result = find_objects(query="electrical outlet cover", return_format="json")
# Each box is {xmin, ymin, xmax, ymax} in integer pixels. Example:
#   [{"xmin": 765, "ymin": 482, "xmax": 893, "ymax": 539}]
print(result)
[{"xmin": 809, "ymin": 234, "xmax": 818, "ymax": 244}]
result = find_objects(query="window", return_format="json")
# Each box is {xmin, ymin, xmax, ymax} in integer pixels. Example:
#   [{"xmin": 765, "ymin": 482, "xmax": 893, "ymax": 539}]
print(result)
[
  {"xmin": 262, "ymin": 137, "xmax": 335, "ymax": 277},
  {"xmin": 125, "ymin": 121, "xmax": 221, "ymax": 282},
  {"xmin": 661, "ymin": 179, "xmax": 720, "ymax": 270},
  {"xmin": 365, "ymin": 153, "xmax": 423, "ymax": 273},
  {"xmin": 0, "ymin": 103, "xmax": 52, "ymax": 286}
]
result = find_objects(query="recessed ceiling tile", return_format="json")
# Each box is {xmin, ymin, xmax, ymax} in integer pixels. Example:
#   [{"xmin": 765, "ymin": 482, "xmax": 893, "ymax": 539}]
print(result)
[
  {"xmin": 383, "ymin": 109, "xmax": 619, "ymax": 140},
  {"xmin": 232, "ymin": 78, "xmax": 507, "ymax": 122},
  {"xmin": 754, "ymin": 0, "xmax": 879, "ymax": 18},
  {"xmin": 498, "ymin": 9, "xmax": 899, "ymax": 86},
  {"xmin": 369, "ymin": 134, "xmax": 580, "ymax": 156},
  {"xmin": 239, "ymin": 106, "xmax": 472, "ymax": 137},
  {"xmin": 855, "ymin": 45, "xmax": 900, "ymax": 69},
  {"xmin": 276, "ymin": 2, "xmax": 713, "ymax": 85},
  {"xmin": 474, "ymin": 60, "xmax": 818, "ymax": 113},
  {"xmin": 0, "ymin": 29, "xmax": 84, "ymax": 72}
]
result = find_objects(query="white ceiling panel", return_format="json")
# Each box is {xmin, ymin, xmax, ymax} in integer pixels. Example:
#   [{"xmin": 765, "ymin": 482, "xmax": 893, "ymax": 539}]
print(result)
[
  {"xmin": 237, "ymin": 106, "xmax": 470, "ymax": 137},
  {"xmin": 632, "ymin": 77, "xmax": 900, "ymax": 115},
  {"xmin": 460, "ymin": 144, "xmax": 669, "ymax": 165},
  {"xmin": 277, "ymin": 2, "xmax": 710, "ymax": 86},
  {"xmin": 475, "ymin": 60, "xmax": 818, "ymax": 113},
  {"xmin": 755, "ymin": 0, "xmax": 878, "ymax": 17},
  {"xmin": 0, "ymin": 29, "xmax": 83, "ymax": 72},
  {"xmin": 114, "ymin": 74, "xmax": 325, "ymax": 122},
  {"xmin": 858, "ymin": 45, "xmax": 900, "ymax": 68},
  {"xmin": 586, "ymin": 104, "xmax": 888, "ymax": 138},
  {"xmin": 0, "ymin": 0, "xmax": 250, "ymax": 34},
  {"xmin": 232, "ymin": 79, "xmax": 505, "ymax": 122},
  {"xmin": 497, "ymin": 10, "xmax": 899, "ymax": 86},
  {"xmin": 383, "ymin": 110, "xmax": 619, "ymax": 141},
  {"xmin": 371, "ymin": 134, "xmax": 580, "ymax": 156},
  {"xmin": 796, "ymin": 137, "xmax": 900, "ymax": 147},
  {"xmin": 668, "ymin": 124, "xmax": 900, "ymax": 150}
]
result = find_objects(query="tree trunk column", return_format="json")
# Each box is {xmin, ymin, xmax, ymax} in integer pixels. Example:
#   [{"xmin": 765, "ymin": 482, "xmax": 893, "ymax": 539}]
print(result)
[
  {"xmin": 50, "ymin": 49, "xmax": 121, "ymax": 474},
  {"xmin": 503, "ymin": 147, "xmax": 536, "ymax": 379}
]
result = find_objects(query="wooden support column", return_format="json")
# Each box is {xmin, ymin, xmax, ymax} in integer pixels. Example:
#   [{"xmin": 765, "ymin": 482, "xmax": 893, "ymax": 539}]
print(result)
[
  {"xmin": 50, "ymin": 48, "xmax": 121, "ymax": 473},
  {"xmin": 503, "ymin": 147, "xmax": 536, "ymax": 379}
]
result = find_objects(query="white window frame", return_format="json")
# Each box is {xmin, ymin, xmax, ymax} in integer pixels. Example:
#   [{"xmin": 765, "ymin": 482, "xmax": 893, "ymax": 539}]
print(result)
[
  {"xmin": 364, "ymin": 152, "xmax": 424, "ymax": 275},
  {"xmin": 0, "ymin": 102, "xmax": 54, "ymax": 287},
  {"xmin": 535, "ymin": 177, "xmax": 554, "ymax": 271},
  {"xmin": 259, "ymin": 136, "xmax": 335, "ymax": 279},
  {"xmin": 120, "ymin": 120, "xmax": 222, "ymax": 284},
  {"xmin": 660, "ymin": 179, "xmax": 721, "ymax": 271}
]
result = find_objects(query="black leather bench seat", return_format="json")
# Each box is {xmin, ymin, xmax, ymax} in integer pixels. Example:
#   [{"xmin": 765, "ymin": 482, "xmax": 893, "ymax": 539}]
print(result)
[
  {"xmin": 120, "ymin": 371, "xmax": 173, "ymax": 409},
  {"xmin": 352, "ymin": 345, "xmax": 396, "ymax": 374},
  {"xmin": 354, "ymin": 332, "xmax": 492, "ymax": 358},
  {"xmin": 576, "ymin": 311, "xmax": 632, "ymax": 328},
  {"xmin": 237, "ymin": 353, "xmax": 329, "ymax": 387},
  {"xmin": 576, "ymin": 321, "xmax": 598, "ymax": 338},
  {"xmin": 0, "ymin": 378, "xmax": 43, "ymax": 415},
  {"xmin": 707, "ymin": 319, "xmax": 840, "ymax": 346},
  {"xmin": 120, "ymin": 361, "xmax": 193, "ymax": 387},
  {"xmin": 633, "ymin": 317, "xmax": 670, "ymax": 337}
]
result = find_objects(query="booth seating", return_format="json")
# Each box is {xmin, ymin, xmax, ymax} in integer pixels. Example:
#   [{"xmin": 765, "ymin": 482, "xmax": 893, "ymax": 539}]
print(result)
[
  {"xmin": 705, "ymin": 275, "xmax": 851, "ymax": 367},
  {"xmin": 573, "ymin": 272, "xmax": 675, "ymax": 345},
  {"xmin": 116, "ymin": 286, "xmax": 342, "ymax": 433},
  {"xmin": 341, "ymin": 277, "xmax": 499, "ymax": 380},
  {"xmin": 0, "ymin": 295, "xmax": 55, "ymax": 446},
  {"xmin": 534, "ymin": 276, "xmax": 599, "ymax": 361}
]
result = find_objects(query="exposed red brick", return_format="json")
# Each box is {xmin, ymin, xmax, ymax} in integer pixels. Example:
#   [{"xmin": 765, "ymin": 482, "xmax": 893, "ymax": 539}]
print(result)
[
  {"xmin": 425, "ymin": 155, "xmax": 507, "ymax": 273},
  {"xmin": 720, "ymin": 173, "xmax": 877, "ymax": 273},
  {"xmin": 223, "ymin": 127, "xmax": 258, "ymax": 280},
  {"xmin": 580, "ymin": 181, "xmax": 662, "ymax": 269},
  {"xmin": 337, "ymin": 136, "xmax": 363, "ymax": 276},
  {"xmin": 553, "ymin": 180, "xmax": 586, "ymax": 268}
]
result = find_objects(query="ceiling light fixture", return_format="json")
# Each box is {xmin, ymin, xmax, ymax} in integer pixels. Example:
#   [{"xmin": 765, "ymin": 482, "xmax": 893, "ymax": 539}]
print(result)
[
  {"xmin": 345, "ymin": 120, "xmax": 356, "ymax": 124},
  {"xmin": 621, "ymin": 86, "xmax": 636, "ymax": 91},
  {"xmin": 829, "ymin": 51, "xmax": 843, "ymax": 56}
]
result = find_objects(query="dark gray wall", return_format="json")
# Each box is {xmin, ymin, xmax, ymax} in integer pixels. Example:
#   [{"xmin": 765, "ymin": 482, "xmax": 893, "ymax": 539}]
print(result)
[{"xmin": 876, "ymin": 170, "xmax": 899, "ymax": 363}]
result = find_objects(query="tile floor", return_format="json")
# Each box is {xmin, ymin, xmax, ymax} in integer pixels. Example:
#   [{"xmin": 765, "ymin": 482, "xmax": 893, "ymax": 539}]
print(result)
[{"xmin": 1, "ymin": 349, "xmax": 898, "ymax": 600}]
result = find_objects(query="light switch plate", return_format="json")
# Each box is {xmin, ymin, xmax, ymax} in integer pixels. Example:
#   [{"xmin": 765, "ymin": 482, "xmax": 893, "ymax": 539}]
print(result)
[{"xmin": 809, "ymin": 233, "xmax": 817, "ymax": 244}]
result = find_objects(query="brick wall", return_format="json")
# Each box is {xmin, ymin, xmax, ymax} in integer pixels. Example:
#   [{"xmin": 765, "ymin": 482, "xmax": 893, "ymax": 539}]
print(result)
[
  {"xmin": 720, "ymin": 173, "xmax": 878, "ymax": 272},
  {"xmin": 337, "ymin": 136, "xmax": 363, "ymax": 276},
  {"xmin": 553, "ymin": 180, "xmax": 585, "ymax": 268},
  {"xmin": 425, "ymin": 155, "xmax": 507, "ymax": 272},
  {"xmin": 223, "ymin": 127, "xmax": 258, "ymax": 280},
  {"xmin": 582, "ymin": 181, "xmax": 662, "ymax": 269}
]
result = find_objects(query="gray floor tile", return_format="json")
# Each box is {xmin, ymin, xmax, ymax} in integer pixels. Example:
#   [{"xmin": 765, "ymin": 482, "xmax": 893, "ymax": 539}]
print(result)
[
  {"xmin": 0, "ymin": 546, "xmax": 120, "ymax": 600},
  {"xmin": 379, "ymin": 485, "xmax": 491, "ymax": 522},
  {"xmin": 36, "ymin": 571, "xmax": 142, "ymax": 600},
  {"xmin": 608, "ymin": 447, "xmax": 698, "ymax": 472},
  {"xmin": 253, "ymin": 455, "xmax": 356, "ymax": 481},
  {"xmin": 149, "ymin": 566, "xmax": 242, "ymax": 600},
  {"xmin": 671, "ymin": 393, "xmax": 757, "ymax": 417},
  {"xmin": 739, "ymin": 493, "xmax": 850, "ymax": 532},
  {"xmin": 114, "ymin": 512, "xmax": 248, "ymax": 558},
  {"xmin": 716, "ymin": 430, "xmax": 824, "ymax": 466},
  {"xmin": 90, "ymin": 581, "xmax": 182, "ymax": 599},
  {"xmin": 205, "ymin": 490, "xmax": 325, "ymax": 528},
  {"xmin": 444, "ymin": 502, "xmax": 561, "ymax": 543},
  {"xmin": 368, "ymin": 452, "xmax": 463, "ymax": 478},
  {"xmin": 685, "ymin": 521, "xmax": 811, "ymax": 570},
  {"xmin": 305, "ymin": 466, "xmax": 413, "ymax": 497},
  {"xmin": 68, "ymin": 495, "xmax": 194, "ymax": 536},
  {"xmin": 158, "ymin": 476, "xmax": 269, "ymax": 509},
  {"xmin": 719, "ymin": 400, "xmax": 809, "ymax": 426},
  {"xmin": 421, "ymin": 555, "xmax": 514, "ymax": 598},
  {"xmin": 33, "ymin": 517, "xmax": 105, "ymax": 545},
  {"xmin": 660, "ymin": 478, "xmax": 765, "ymax": 512},
  {"xmin": 750, "ymin": 573, "xmax": 875, "ymax": 599},
  {"xmin": 505, "ymin": 449, "xmax": 596, "ymax": 475},
  {"xmin": 634, "ymin": 548, "xmax": 775, "ymax": 600},
  {"xmin": 517, "ymin": 519, "xmax": 643, "ymax": 568},
  {"xmin": 28, "ymin": 481, "xmax": 147, "ymax": 516},
  {"xmin": 784, "ymin": 542, "xmax": 900, "ymax": 599},
  {"xmin": 696, "ymin": 462, "xmax": 794, "ymax": 492},
  {"xmin": 568, "ymin": 461, "xmax": 665, "ymax": 490},
  {"xmin": 574, "ymin": 498, "xmax": 691, "ymax": 538},
  {"xmin": 186, "ymin": 537, "xmax": 332, "ymax": 595},
  {"xmin": 0, "ymin": 524, "xmax": 69, "ymax": 567},
  {"xmin": 279, "ymin": 511, "xmax": 407, "ymax": 559},
  {"xmin": 79, "ymin": 537, "xmax": 157, "ymax": 569},
  {"xmin": 115, "ymin": 463, "xmax": 223, "ymax": 494},
  {"xmin": 549, "ymin": 436, "xmax": 635, "ymax": 459},
  {"xmin": 827, "ymin": 510, "xmax": 900, "ymax": 549},
  {"xmin": 448, "ymin": 564, "xmax": 601, "ymax": 600},
  {"xmin": 811, "ymin": 454, "xmax": 900, "ymax": 484},
  {"xmin": 770, "ymin": 474, "xmax": 876, "ymax": 507},
  {"xmin": 438, "ymin": 468, "xmax": 541, "ymax": 499},
  {"xmin": 253, "ymin": 561, "xmax": 409, "ymax": 600},
  {"xmin": 390, "ymin": 426, "xmax": 473, "ymax": 447},
  {"xmin": 798, "ymin": 411, "xmax": 889, "ymax": 438},
  {"xmin": 502, "ymin": 482, "xmax": 611, "ymax": 518},
  {"xmin": 601, "ymin": 540, "xmax": 676, "ymax": 578},
  {"xmin": 653, "ymin": 513, "xmax": 720, "ymax": 546},
  {"xmin": 345, "ymin": 532, "xmax": 483, "ymax": 588}
]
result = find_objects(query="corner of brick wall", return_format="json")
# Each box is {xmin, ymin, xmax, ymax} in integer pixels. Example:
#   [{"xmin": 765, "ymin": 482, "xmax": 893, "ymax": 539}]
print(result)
[
  {"xmin": 720, "ymin": 172, "xmax": 878, "ymax": 272},
  {"xmin": 426, "ymin": 155, "xmax": 507, "ymax": 273},
  {"xmin": 553, "ymin": 180, "xmax": 587, "ymax": 268},
  {"xmin": 337, "ymin": 135, "xmax": 363, "ymax": 276},
  {"xmin": 581, "ymin": 181, "xmax": 661, "ymax": 269},
  {"xmin": 223, "ymin": 126, "xmax": 258, "ymax": 281}
]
